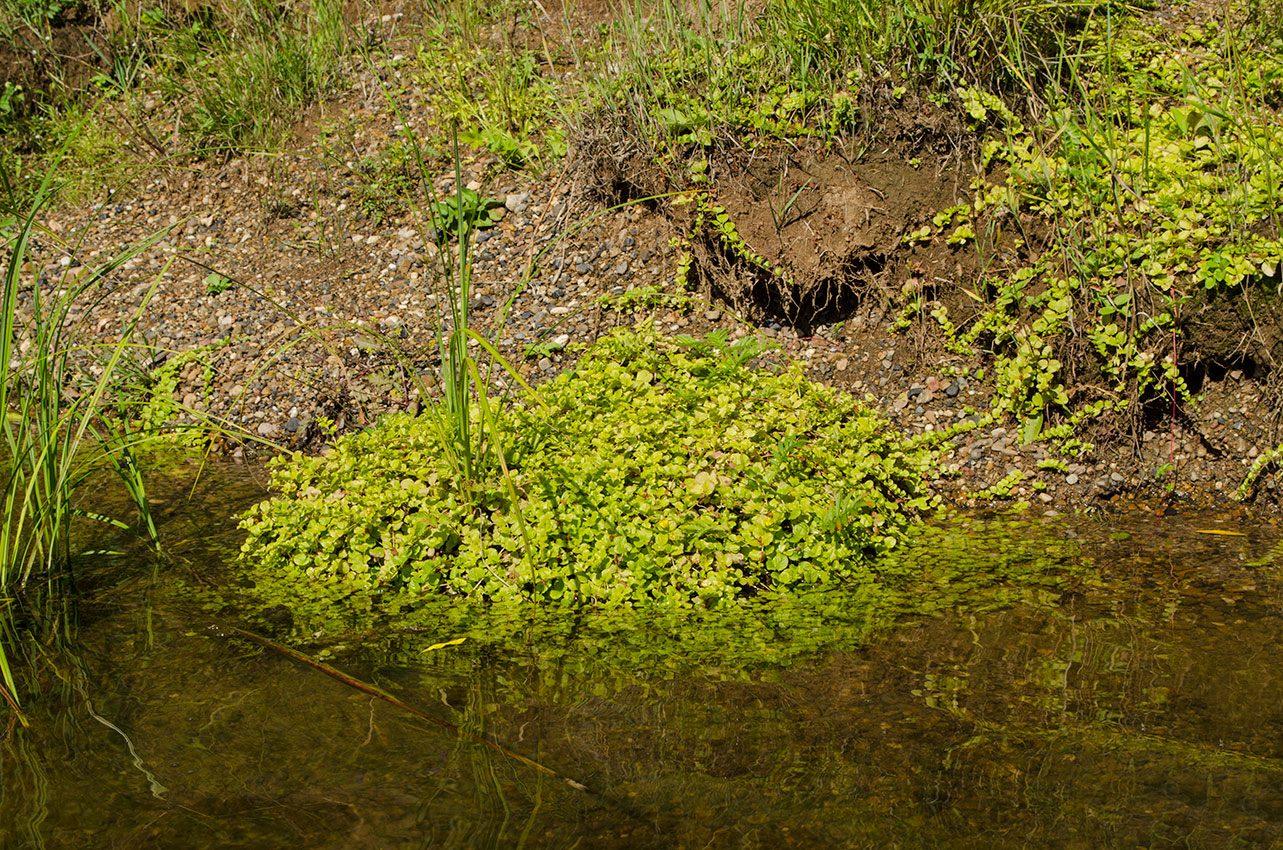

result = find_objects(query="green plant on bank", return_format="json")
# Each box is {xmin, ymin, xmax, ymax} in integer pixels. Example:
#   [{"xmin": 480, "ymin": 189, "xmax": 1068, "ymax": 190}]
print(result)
[
  {"xmin": 888, "ymin": 6, "xmax": 1282, "ymax": 466},
  {"xmin": 890, "ymin": 289, "xmax": 925, "ymax": 332},
  {"xmin": 904, "ymin": 409, "xmax": 994, "ymax": 450},
  {"xmin": 671, "ymin": 238, "xmax": 695, "ymax": 289},
  {"xmin": 0, "ymin": 83, "xmax": 22, "ymax": 117},
  {"xmin": 407, "ymin": 9, "xmax": 568, "ymax": 170},
  {"xmin": 357, "ymin": 65, "xmax": 709, "ymax": 569},
  {"xmin": 429, "ymin": 186, "xmax": 504, "ymax": 240},
  {"xmin": 239, "ymin": 323, "xmax": 942, "ymax": 609},
  {"xmin": 347, "ymin": 136, "xmax": 420, "ymax": 224},
  {"xmin": 204, "ymin": 272, "xmax": 232, "ymax": 294},
  {"xmin": 119, "ymin": 337, "xmax": 231, "ymax": 447},
  {"xmin": 596, "ymin": 283, "xmax": 693, "ymax": 313},
  {"xmin": 339, "ymin": 97, "xmax": 571, "ymax": 561},
  {"xmin": 521, "ymin": 335, "xmax": 569, "ymax": 360},
  {"xmin": 1236, "ymin": 443, "xmax": 1283, "ymax": 500},
  {"xmin": 0, "ymin": 0, "xmax": 354, "ymax": 192},
  {"xmin": 971, "ymin": 468, "xmax": 1027, "ymax": 501},
  {"xmin": 1039, "ymin": 19, "xmax": 1271, "ymax": 399},
  {"xmin": 0, "ymin": 0, "xmax": 76, "ymax": 34},
  {"xmin": 680, "ymin": 192, "xmax": 794, "ymax": 283},
  {"xmin": 414, "ymin": 133, "xmax": 533, "ymax": 490},
  {"xmin": 0, "ymin": 187, "xmax": 170, "ymax": 708},
  {"xmin": 0, "ymin": 93, "xmax": 134, "ymax": 212},
  {"xmin": 162, "ymin": 0, "xmax": 350, "ymax": 153}
]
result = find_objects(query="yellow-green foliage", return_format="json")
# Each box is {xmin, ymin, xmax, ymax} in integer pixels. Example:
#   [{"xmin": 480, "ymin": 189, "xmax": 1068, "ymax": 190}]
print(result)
[
  {"xmin": 239, "ymin": 325, "xmax": 941, "ymax": 609},
  {"xmin": 921, "ymin": 11, "xmax": 1283, "ymax": 442}
]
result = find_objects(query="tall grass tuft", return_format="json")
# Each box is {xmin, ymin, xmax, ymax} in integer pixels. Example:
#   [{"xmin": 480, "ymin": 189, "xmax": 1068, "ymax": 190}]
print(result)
[
  {"xmin": 600, "ymin": 0, "xmax": 1102, "ymax": 147},
  {"xmin": 164, "ymin": 0, "xmax": 349, "ymax": 154},
  {"xmin": 0, "ymin": 184, "xmax": 168, "ymax": 709},
  {"xmin": 410, "ymin": 129, "xmax": 543, "ymax": 503}
]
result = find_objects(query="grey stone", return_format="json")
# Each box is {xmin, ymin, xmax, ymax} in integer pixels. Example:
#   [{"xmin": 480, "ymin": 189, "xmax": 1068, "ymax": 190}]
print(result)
[{"xmin": 504, "ymin": 192, "xmax": 530, "ymax": 214}]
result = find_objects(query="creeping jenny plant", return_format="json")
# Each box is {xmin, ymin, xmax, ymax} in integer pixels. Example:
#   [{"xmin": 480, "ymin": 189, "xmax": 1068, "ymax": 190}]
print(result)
[
  {"xmin": 240, "ymin": 325, "xmax": 941, "ymax": 609},
  {"xmin": 913, "ymin": 16, "xmax": 1283, "ymax": 448}
]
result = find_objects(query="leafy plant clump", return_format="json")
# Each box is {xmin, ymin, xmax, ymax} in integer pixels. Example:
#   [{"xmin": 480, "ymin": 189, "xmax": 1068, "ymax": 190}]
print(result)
[
  {"xmin": 429, "ymin": 186, "xmax": 504, "ymax": 240},
  {"xmin": 239, "ymin": 325, "xmax": 942, "ymax": 609}
]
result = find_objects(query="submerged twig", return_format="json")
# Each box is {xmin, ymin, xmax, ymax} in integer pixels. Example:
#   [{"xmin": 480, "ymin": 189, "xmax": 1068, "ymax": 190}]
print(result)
[{"xmin": 215, "ymin": 624, "xmax": 593, "ymax": 793}]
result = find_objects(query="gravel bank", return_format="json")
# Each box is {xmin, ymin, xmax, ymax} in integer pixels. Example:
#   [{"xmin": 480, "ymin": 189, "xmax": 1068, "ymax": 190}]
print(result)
[{"xmin": 8, "ymin": 70, "xmax": 1280, "ymax": 514}]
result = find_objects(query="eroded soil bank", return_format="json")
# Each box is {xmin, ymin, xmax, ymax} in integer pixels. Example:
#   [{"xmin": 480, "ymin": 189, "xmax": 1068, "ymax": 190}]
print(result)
[{"xmin": 4, "ymin": 0, "xmax": 1283, "ymax": 516}]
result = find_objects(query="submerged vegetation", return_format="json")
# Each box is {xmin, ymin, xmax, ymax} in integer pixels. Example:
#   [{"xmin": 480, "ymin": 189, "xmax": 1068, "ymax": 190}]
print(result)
[{"xmin": 223, "ymin": 509, "xmax": 1093, "ymax": 679}]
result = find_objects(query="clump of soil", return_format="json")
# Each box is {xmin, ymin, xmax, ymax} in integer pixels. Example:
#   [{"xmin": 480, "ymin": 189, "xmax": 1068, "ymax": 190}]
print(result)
[
  {"xmin": 1180, "ymin": 285, "xmax": 1283, "ymax": 376},
  {"xmin": 699, "ymin": 144, "xmax": 978, "ymax": 331},
  {"xmin": 583, "ymin": 97, "xmax": 994, "ymax": 336}
]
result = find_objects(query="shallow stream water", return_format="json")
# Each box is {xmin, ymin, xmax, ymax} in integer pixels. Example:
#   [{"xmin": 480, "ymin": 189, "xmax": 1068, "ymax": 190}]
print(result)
[{"xmin": 3, "ymin": 467, "xmax": 1283, "ymax": 849}]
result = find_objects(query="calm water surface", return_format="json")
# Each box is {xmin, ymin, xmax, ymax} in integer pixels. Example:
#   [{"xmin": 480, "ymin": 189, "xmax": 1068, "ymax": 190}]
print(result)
[{"xmin": 3, "ymin": 468, "xmax": 1283, "ymax": 849}]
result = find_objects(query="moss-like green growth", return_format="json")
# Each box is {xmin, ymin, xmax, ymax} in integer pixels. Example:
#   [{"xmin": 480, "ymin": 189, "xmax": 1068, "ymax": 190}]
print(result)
[{"xmin": 239, "ymin": 325, "xmax": 941, "ymax": 609}]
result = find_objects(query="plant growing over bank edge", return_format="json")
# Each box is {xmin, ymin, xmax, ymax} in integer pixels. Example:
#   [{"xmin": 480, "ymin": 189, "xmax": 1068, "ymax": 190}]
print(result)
[
  {"xmin": 239, "ymin": 324, "xmax": 942, "ymax": 609},
  {"xmin": 0, "ymin": 187, "xmax": 170, "ymax": 707}
]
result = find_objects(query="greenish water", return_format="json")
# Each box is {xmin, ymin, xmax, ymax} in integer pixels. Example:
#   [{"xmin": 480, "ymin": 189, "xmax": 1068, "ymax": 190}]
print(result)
[{"xmin": 3, "ymin": 469, "xmax": 1283, "ymax": 849}]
